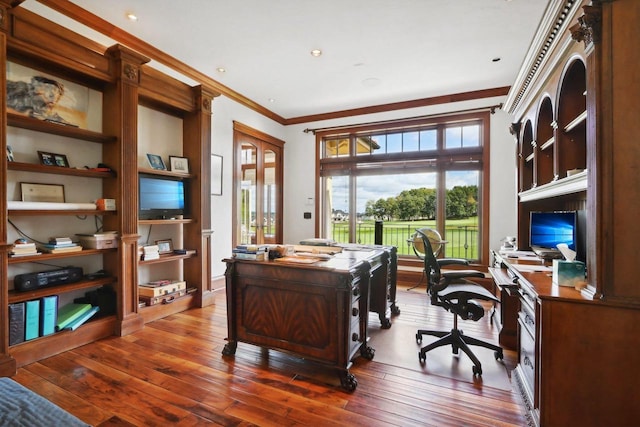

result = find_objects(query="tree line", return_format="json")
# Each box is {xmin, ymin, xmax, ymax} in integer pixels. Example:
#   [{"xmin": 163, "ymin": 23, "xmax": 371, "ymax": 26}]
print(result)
[{"xmin": 363, "ymin": 186, "xmax": 478, "ymax": 221}]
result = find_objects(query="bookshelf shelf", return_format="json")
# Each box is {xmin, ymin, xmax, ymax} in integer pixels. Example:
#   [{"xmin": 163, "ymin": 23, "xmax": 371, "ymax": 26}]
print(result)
[{"xmin": 8, "ymin": 277, "xmax": 116, "ymax": 304}]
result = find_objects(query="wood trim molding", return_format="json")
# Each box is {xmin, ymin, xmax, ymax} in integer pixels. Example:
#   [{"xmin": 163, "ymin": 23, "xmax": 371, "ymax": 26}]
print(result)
[{"xmin": 285, "ymin": 87, "xmax": 509, "ymax": 125}]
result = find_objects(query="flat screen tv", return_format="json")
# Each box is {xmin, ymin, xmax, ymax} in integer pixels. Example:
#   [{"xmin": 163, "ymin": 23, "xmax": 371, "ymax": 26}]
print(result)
[
  {"xmin": 138, "ymin": 174, "xmax": 186, "ymax": 220},
  {"xmin": 529, "ymin": 211, "xmax": 576, "ymax": 251}
]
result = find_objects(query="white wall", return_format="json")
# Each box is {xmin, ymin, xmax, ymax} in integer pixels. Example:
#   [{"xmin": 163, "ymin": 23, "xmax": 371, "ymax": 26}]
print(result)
[{"xmin": 210, "ymin": 96, "xmax": 518, "ymax": 280}]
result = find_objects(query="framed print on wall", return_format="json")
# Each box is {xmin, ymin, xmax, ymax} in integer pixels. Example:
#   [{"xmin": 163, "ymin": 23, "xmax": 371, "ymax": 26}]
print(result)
[{"xmin": 211, "ymin": 154, "xmax": 223, "ymax": 196}]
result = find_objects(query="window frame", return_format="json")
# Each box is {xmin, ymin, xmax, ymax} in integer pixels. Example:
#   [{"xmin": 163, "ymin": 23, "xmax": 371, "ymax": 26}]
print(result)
[{"xmin": 314, "ymin": 111, "xmax": 491, "ymax": 266}]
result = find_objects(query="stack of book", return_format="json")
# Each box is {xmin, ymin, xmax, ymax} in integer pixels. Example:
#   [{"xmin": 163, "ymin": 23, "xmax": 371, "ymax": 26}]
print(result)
[
  {"xmin": 39, "ymin": 237, "xmax": 83, "ymax": 254},
  {"xmin": 140, "ymin": 244, "xmax": 160, "ymax": 260},
  {"xmin": 232, "ymin": 244, "xmax": 269, "ymax": 260},
  {"xmin": 56, "ymin": 303, "xmax": 100, "ymax": 331},
  {"xmin": 9, "ymin": 241, "xmax": 41, "ymax": 257}
]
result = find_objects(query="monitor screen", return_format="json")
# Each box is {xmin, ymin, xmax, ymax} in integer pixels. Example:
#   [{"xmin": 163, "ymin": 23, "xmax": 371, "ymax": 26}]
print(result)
[
  {"xmin": 529, "ymin": 211, "xmax": 576, "ymax": 250},
  {"xmin": 139, "ymin": 174, "xmax": 186, "ymax": 219}
]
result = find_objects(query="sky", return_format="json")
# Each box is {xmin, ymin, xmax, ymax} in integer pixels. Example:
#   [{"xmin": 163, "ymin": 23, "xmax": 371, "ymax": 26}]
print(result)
[{"xmin": 330, "ymin": 170, "xmax": 478, "ymax": 213}]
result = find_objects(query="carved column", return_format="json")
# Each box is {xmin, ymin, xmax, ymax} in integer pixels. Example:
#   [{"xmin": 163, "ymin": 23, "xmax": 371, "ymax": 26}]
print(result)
[
  {"xmin": 183, "ymin": 85, "xmax": 220, "ymax": 307},
  {"xmin": 103, "ymin": 44, "xmax": 150, "ymax": 335}
]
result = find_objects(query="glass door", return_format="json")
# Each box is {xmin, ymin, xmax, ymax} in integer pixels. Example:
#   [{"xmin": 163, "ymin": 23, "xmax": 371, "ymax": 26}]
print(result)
[{"xmin": 234, "ymin": 123, "xmax": 283, "ymax": 246}]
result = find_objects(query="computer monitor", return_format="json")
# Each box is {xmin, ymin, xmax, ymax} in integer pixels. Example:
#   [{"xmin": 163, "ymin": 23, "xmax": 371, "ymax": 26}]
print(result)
[{"xmin": 529, "ymin": 211, "xmax": 576, "ymax": 251}]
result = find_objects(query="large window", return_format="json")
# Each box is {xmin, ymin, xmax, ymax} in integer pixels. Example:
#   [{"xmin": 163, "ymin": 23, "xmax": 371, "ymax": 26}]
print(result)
[{"xmin": 317, "ymin": 112, "xmax": 490, "ymax": 263}]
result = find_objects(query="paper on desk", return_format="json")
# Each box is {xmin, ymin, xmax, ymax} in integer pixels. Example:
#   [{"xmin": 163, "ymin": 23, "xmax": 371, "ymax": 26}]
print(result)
[{"xmin": 515, "ymin": 264, "xmax": 552, "ymax": 273}]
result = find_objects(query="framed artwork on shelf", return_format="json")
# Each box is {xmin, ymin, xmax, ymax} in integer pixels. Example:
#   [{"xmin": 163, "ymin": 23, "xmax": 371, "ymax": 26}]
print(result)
[
  {"xmin": 212, "ymin": 154, "xmax": 223, "ymax": 196},
  {"xmin": 6, "ymin": 145, "xmax": 14, "ymax": 162},
  {"xmin": 155, "ymin": 239, "xmax": 173, "ymax": 254},
  {"xmin": 147, "ymin": 153, "xmax": 166, "ymax": 170},
  {"xmin": 7, "ymin": 62, "xmax": 89, "ymax": 129},
  {"xmin": 169, "ymin": 156, "xmax": 189, "ymax": 174},
  {"xmin": 38, "ymin": 151, "xmax": 69, "ymax": 167},
  {"xmin": 20, "ymin": 182, "xmax": 65, "ymax": 202}
]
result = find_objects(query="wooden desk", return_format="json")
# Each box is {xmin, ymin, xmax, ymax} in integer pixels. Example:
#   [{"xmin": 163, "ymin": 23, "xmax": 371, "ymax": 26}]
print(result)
[
  {"xmin": 222, "ymin": 252, "xmax": 379, "ymax": 391},
  {"xmin": 490, "ymin": 250, "xmax": 640, "ymax": 427},
  {"xmin": 333, "ymin": 244, "xmax": 399, "ymax": 328}
]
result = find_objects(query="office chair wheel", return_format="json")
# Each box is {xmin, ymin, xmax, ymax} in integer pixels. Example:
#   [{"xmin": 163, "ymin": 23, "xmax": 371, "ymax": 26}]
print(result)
[
  {"xmin": 416, "ymin": 333, "xmax": 422, "ymax": 344},
  {"xmin": 473, "ymin": 365, "xmax": 482, "ymax": 376},
  {"xmin": 452, "ymin": 345, "xmax": 459, "ymax": 355},
  {"xmin": 494, "ymin": 350, "xmax": 504, "ymax": 361},
  {"xmin": 418, "ymin": 351, "xmax": 426, "ymax": 364}
]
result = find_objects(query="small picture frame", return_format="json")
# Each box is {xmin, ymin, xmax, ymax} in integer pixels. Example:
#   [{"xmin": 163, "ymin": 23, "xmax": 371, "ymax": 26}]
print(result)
[
  {"xmin": 38, "ymin": 151, "xmax": 69, "ymax": 167},
  {"xmin": 169, "ymin": 156, "xmax": 189, "ymax": 174},
  {"xmin": 20, "ymin": 182, "xmax": 65, "ymax": 202},
  {"xmin": 155, "ymin": 239, "xmax": 173, "ymax": 254},
  {"xmin": 6, "ymin": 145, "xmax": 14, "ymax": 162},
  {"xmin": 147, "ymin": 153, "xmax": 166, "ymax": 170}
]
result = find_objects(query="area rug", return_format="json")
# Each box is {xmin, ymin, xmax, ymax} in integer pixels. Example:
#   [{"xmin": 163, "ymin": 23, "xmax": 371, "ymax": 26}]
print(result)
[
  {"xmin": 367, "ymin": 321, "xmax": 513, "ymax": 391},
  {"xmin": 0, "ymin": 377, "xmax": 89, "ymax": 427}
]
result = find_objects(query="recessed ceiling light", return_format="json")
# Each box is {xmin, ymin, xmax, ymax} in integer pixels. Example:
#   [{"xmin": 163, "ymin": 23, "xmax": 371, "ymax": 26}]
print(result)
[
  {"xmin": 268, "ymin": 98, "xmax": 275, "ymax": 103},
  {"xmin": 126, "ymin": 12, "xmax": 138, "ymax": 21},
  {"xmin": 216, "ymin": 67, "xmax": 226, "ymax": 73},
  {"xmin": 310, "ymin": 49, "xmax": 322, "ymax": 57}
]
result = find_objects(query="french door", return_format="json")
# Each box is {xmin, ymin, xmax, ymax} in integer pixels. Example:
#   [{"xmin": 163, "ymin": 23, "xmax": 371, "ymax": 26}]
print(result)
[{"xmin": 233, "ymin": 122, "xmax": 284, "ymax": 246}]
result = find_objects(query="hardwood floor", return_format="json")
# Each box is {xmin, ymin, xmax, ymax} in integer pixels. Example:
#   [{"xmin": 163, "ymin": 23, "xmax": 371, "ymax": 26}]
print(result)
[{"xmin": 11, "ymin": 283, "xmax": 526, "ymax": 426}]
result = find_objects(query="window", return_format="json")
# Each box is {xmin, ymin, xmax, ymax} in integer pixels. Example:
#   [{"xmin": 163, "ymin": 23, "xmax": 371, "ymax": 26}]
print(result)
[{"xmin": 317, "ymin": 112, "xmax": 490, "ymax": 264}]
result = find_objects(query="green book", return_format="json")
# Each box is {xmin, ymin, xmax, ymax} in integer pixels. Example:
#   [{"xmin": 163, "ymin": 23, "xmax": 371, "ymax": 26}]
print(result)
[
  {"xmin": 55, "ymin": 303, "xmax": 92, "ymax": 331},
  {"xmin": 25, "ymin": 300, "xmax": 40, "ymax": 340},
  {"xmin": 40, "ymin": 295, "xmax": 58, "ymax": 336},
  {"xmin": 65, "ymin": 306, "xmax": 100, "ymax": 331}
]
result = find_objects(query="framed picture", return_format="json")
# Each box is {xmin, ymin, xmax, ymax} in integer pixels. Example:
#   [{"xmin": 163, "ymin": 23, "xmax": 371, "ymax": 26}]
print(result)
[
  {"xmin": 20, "ymin": 182, "xmax": 65, "ymax": 202},
  {"xmin": 6, "ymin": 145, "xmax": 14, "ymax": 162},
  {"xmin": 147, "ymin": 153, "xmax": 166, "ymax": 170},
  {"xmin": 169, "ymin": 156, "xmax": 189, "ymax": 173},
  {"xmin": 211, "ymin": 154, "xmax": 223, "ymax": 196},
  {"xmin": 38, "ymin": 151, "xmax": 69, "ymax": 167},
  {"xmin": 155, "ymin": 239, "xmax": 173, "ymax": 254},
  {"xmin": 7, "ymin": 62, "xmax": 89, "ymax": 128}
]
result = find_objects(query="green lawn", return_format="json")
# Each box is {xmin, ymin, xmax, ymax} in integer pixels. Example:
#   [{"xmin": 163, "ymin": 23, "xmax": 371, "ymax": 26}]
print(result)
[{"xmin": 331, "ymin": 218, "xmax": 479, "ymax": 259}]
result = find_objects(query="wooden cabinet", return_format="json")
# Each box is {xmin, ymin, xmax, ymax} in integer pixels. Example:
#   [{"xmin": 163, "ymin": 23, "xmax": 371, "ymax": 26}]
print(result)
[
  {"xmin": 0, "ymin": 3, "xmax": 216, "ymax": 375},
  {"xmin": 503, "ymin": 0, "xmax": 640, "ymax": 425}
]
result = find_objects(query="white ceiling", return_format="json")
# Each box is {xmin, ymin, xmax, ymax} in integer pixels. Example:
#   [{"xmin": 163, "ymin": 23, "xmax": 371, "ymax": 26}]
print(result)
[{"xmin": 26, "ymin": 0, "xmax": 549, "ymax": 120}]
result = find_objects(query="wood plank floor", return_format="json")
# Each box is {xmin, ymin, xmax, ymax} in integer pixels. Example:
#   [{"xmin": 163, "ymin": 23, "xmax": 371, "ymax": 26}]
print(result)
[{"xmin": 11, "ymin": 283, "xmax": 527, "ymax": 426}]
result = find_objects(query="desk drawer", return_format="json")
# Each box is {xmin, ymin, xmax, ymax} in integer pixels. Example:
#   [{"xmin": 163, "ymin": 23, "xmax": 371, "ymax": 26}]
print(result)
[
  {"xmin": 518, "ymin": 318, "xmax": 536, "ymax": 395},
  {"xmin": 518, "ymin": 301, "xmax": 536, "ymax": 338}
]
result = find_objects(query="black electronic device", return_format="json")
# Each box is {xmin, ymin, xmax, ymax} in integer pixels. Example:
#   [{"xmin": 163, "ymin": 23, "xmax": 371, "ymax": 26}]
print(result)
[
  {"xmin": 138, "ymin": 174, "xmax": 187, "ymax": 220},
  {"xmin": 14, "ymin": 267, "xmax": 83, "ymax": 292}
]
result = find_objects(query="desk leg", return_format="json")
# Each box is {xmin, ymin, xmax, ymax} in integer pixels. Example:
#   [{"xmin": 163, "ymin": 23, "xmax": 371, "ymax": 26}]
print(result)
[{"xmin": 222, "ymin": 341, "xmax": 237, "ymax": 356}]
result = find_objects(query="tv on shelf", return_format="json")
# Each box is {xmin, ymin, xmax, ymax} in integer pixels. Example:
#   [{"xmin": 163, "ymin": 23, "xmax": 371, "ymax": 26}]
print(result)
[{"xmin": 138, "ymin": 174, "xmax": 187, "ymax": 220}]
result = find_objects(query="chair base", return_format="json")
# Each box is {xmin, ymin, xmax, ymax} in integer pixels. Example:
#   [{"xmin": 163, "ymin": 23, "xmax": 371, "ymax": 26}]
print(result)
[{"xmin": 416, "ymin": 327, "xmax": 503, "ymax": 376}]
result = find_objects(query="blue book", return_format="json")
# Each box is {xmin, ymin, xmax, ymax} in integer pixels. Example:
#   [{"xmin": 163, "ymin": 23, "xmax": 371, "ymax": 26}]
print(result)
[
  {"xmin": 40, "ymin": 295, "xmax": 58, "ymax": 336},
  {"xmin": 25, "ymin": 300, "xmax": 40, "ymax": 340},
  {"xmin": 65, "ymin": 306, "xmax": 100, "ymax": 331}
]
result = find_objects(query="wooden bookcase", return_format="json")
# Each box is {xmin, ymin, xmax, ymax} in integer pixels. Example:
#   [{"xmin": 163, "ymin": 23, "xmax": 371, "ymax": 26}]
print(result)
[
  {"xmin": 0, "ymin": 3, "xmax": 216, "ymax": 375},
  {"xmin": 502, "ymin": 1, "xmax": 640, "ymax": 425}
]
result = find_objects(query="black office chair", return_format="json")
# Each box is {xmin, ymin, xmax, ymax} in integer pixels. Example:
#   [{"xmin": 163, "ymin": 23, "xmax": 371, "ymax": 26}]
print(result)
[{"xmin": 414, "ymin": 229, "xmax": 503, "ymax": 376}]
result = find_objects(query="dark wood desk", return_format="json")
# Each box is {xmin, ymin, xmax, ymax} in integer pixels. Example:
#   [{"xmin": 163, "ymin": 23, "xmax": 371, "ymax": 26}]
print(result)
[
  {"xmin": 222, "ymin": 251, "xmax": 380, "ymax": 391},
  {"xmin": 333, "ymin": 244, "xmax": 399, "ymax": 328}
]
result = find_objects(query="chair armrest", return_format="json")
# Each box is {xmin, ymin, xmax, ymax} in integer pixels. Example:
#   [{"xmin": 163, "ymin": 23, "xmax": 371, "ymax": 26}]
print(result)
[{"xmin": 437, "ymin": 258, "xmax": 470, "ymax": 267}]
